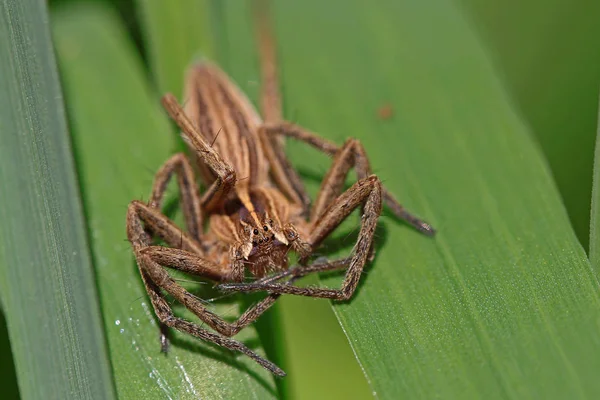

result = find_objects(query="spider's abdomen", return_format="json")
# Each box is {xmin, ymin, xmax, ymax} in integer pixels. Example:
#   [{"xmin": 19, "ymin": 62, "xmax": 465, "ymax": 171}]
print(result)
[{"xmin": 183, "ymin": 63, "xmax": 270, "ymax": 189}]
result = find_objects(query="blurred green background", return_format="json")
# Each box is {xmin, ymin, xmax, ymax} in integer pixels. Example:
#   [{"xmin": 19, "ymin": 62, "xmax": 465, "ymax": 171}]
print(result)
[{"xmin": 2, "ymin": 0, "xmax": 600, "ymax": 399}]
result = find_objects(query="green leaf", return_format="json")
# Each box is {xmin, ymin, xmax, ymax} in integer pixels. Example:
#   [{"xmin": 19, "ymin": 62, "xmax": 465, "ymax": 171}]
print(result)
[
  {"xmin": 222, "ymin": 0, "xmax": 600, "ymax": 397},
  {"xmin": 52, "ymin": 3, "xmax": 277, "ymax": 398},
  {"xmin": 136, "ymin": 0, "xmax": 213, "ymax": 97},
  {"xmin": 46, "ymin": 0, "xmax": 600, "ymax": 398},
  {"xmin": 0, "ymin": 1, "xmax": 115, "ymax": 399},
  {"xmin": 589, "ymin": 100, "xmax": 600, "ymax": 274},
  {"xmin": 459, "ymin": 0, "xmax": 600, "ymax": 251}
]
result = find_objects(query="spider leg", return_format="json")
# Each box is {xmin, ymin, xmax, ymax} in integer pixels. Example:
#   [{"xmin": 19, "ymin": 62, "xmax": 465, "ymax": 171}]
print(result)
[
  {"xmin": 126, "ymin": 202, "xmax": 287, "ymax": 354},
  {"xmin": 129, "ymin": 151, "xmax": 209, "ymax": 350},
  {"xmin": 127, "ymin": 200, "xmax": 218, "ymax": 345},
  {"xmin": 127, "ymin": 201, "xmax": 291, "ymax": 329},
  {"xmin": 137, "ymin": 255, "xmax": 285, "ymax": 377},
  {"xmin": 218, "ymin": 137, "xmax": 403, "ymax": 298},
  {"xmin": 220, "ymin": 175, "xmax": 382, "ymax": 300},
  {"xmin": 222, "ymin": 257, "xmax": 351, "ymax": 290},
  {"xmin": 128, "ymin": 200, "xmax": 203, "ymax": 254},
  {"xmin": 219, "ymin": 135, "xmax": 432, "ymax": 298},
  {"xmin": 261, "ymin": 122, "xmax": 435, "ymax": 235},
  {"xmin": 161, "ymin": 94, "xmax": 237, "ymax": 213},
  {"xmin": 140, "ymin": 245, "xmax": 291, "ymax": 337},
  {"xmin": 127, "ymin": 202, "xmax": 291, "ymax": 375},
  {"xmin": 149, "ymin": 153, "xmax": 203, "ymax": 241}
]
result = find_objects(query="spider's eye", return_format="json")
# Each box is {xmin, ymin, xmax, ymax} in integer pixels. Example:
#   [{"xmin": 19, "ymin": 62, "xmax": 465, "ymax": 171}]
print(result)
[
  {"xmin": 253, "ymin": 228, "xmax": 259, "ymax": 235},
  {"xmin": 269, "ymin": 219, "xmax": 274, "ymax": 226},
  {"xmin": 263, "ymin": 225, "xmax": 268, "ymax": 231}
]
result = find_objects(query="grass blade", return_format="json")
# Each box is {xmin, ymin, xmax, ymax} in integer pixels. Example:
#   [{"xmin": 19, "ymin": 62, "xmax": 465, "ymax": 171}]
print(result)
[
  {"xmin": 0, "ymin": 0, "xmax": 115, "ymax": 398},
  {"xmin": 589, "ymin": 96, "xmax": 600, "ymax": 273},
  {"xmin": 220, "ymin": 0, "xmax": 600, "ymax": 397},
  {"xmin": 52, "ymin": 3, "xmax": 278, "ymax": 398},
  {"xmin": 460, "ymin": 0, "xmax": 600, "ymax": 250},
  {"xmin": 136, "ymin": 0, "xmax": 213, "ymax": 97}
]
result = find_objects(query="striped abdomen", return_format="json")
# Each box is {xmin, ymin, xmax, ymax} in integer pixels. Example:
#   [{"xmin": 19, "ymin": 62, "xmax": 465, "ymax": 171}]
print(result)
[{"xmin": 183, "ymin": 63, "xmax": 270, "ymax": 190}]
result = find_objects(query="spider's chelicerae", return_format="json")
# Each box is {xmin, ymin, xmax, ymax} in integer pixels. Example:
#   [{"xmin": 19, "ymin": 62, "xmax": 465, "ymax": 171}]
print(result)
[{"xmin": 126, "ymin": 5, "xmax": 435, "ymax": 377}]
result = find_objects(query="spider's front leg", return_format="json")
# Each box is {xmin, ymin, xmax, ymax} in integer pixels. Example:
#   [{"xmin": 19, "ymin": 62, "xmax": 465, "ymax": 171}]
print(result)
[
  {"xmin": 136, "ymin": 252, "xmax": 285, "ymax": 377},
  {"xmin": 127, "ymin": 204, "xmax": 288, "ymax": 376},
  {"xmin": 126, "ymin": 145, "xmax": 286, "ymax": 375},
  {"xmin": 128, "ymin": 150, "xmax": 209, "ymax": 350},
  {"xmin": 253, "ymin": 257, "xmax": 352, "ymax": 285},
  {"xmin": 221, "ymin": 174, "xmax": 381, "ymax": 300},
  {"xmin": 220, "ymin": 132, "xmax": 434, "ymax": 300},
  {"xmin": 161, "ymin": 93, "xmax": 237, "ymax": 212},
  {"xmin": 219, "ymin": 138, "xmax": 385, "ymax": 301}
]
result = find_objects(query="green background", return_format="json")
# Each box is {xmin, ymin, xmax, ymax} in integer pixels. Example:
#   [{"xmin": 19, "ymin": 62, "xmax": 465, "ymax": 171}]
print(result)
[{"xmin": 1, "ymin": 0, "xmax": 600, "ymax": 399}]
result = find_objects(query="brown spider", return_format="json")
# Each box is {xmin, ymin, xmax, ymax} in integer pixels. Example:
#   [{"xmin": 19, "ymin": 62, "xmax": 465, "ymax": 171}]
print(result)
[{"xmin": 126, "ymin": 4, "xmax": 435, "ymax": 378}]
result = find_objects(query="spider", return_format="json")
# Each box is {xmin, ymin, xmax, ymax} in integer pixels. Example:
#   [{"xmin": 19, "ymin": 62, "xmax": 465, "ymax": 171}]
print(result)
[{"xmin": 126, "ymin": 4, "xmax": 435, "ymax": 378}]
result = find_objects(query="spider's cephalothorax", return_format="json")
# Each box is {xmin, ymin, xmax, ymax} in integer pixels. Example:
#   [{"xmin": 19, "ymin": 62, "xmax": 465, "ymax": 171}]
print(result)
[
  {"xmin": 209, "ymin": 190, "xmax": 310, "ymax": 279},
  {"xmin": 125, "ymin": 3, "xmax": 435, "ymax": 378}
]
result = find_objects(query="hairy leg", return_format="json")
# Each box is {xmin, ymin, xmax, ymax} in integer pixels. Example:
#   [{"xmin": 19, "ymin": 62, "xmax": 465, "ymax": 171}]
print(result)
[
  {"xmin": 149, "ymin": 153, "xmax": 203, "ymax": 241},
  {"xmin": 219, "ymin": 132, "xmax": 434, "ymax": 298},
  {"xmin": 261, "ymin": 122, "xmax": 435, "ymax": 235},
  {"xmin": 127, "ymin": 203, "xmax": 291, "ymax": 337},
  {"xmin": 139, "ymin": 246, "xmax": 287, "ymax": 337},
  {"xmin": 138, "ymin": 255, "xmax": 285, "ymax": 376},
  {"xmin": 226, "ymin": 257, "xmax": 351, "ymax": 287},
  {"xmin": 161, "ymin": 94, "xmax": 237, "ymax": 212},
  {"xmin": 220, "ymin": 175, "xmax": 382, "ymax": 300}
]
